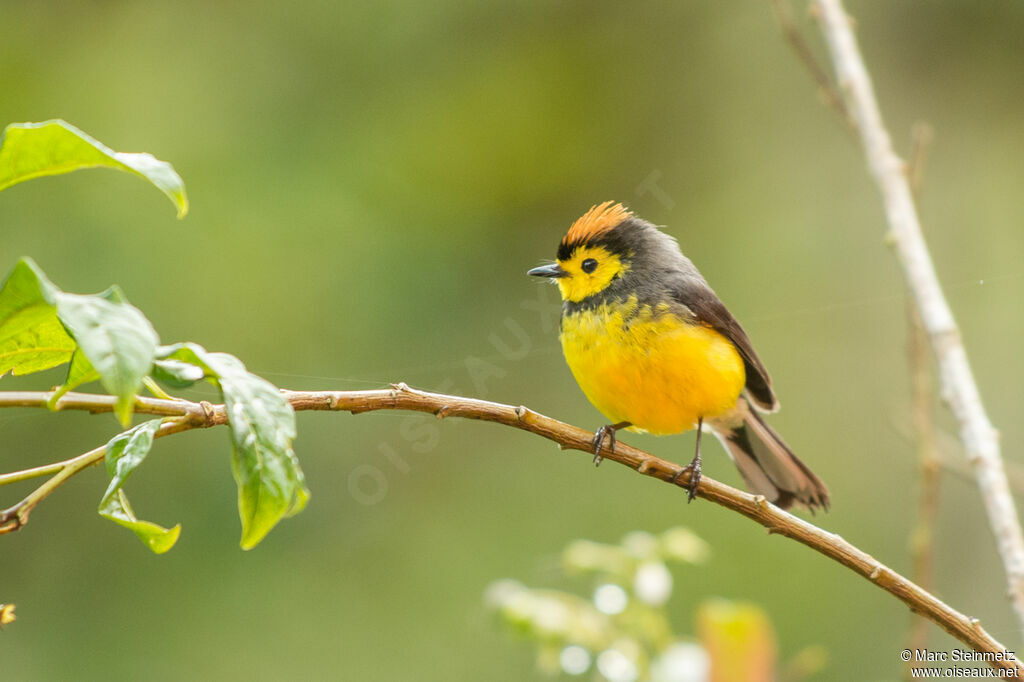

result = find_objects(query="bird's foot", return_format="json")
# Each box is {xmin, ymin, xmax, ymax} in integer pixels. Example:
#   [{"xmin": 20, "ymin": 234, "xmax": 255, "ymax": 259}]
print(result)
[
  {"xmin": 591, "ymin": 421, "xmax": 630, "ymax": 466},
  {"xmin": 672, "ymin": 454, "xmax": 703, "ymax": 503},
  {"xmin": 672, "ymin": 417, "xmax": 704, "ymax": 502}
]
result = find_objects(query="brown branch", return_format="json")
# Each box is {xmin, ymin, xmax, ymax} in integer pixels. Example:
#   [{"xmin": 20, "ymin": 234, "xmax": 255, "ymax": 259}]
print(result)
[{"xmin": 0, "ymin": 387, "xmax": 1019, "ymax": 671}]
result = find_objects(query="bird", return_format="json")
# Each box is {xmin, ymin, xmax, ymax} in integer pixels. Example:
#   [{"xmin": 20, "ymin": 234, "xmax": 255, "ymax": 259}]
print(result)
[{"xmin": 528, "ymin": 201, "xmax": 829, "ymax": 511}]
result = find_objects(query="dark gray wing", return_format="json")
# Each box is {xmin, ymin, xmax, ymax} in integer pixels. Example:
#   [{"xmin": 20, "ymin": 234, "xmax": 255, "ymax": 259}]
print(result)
[{"xmin": 670, "ymin": 279, "xmax": 778, "ymax": 412}]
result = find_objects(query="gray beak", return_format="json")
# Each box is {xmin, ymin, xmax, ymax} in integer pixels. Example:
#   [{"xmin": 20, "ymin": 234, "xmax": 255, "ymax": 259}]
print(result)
[{"xmin": 527, "ymin": 263, "xmax": 568, "ymax": 278}]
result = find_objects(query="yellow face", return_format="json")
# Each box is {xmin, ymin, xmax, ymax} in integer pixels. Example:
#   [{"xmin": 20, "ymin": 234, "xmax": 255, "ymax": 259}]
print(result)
[{"xmin": 556, "ymin": 245, "xmax": 628, "ymax": 302}]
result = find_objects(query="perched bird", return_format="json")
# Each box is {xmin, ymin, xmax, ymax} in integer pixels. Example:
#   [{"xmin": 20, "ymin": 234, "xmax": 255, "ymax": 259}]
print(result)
[{"xmin": 528, "ymin": 202, "xmax": 829, "ymax": 511}]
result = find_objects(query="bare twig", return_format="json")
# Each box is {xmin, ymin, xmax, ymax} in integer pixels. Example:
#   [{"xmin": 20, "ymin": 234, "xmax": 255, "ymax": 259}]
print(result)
[
  {"xmin": 0, "ymin": 387, "xmax": 1019, "ymax": 671},
  {"xmin": 0, "ymin": 399, "xmax": 224, "ymax": 533},
  {"xmin": 814, "ymin": 0, "xmax": 1024, "ymax": 636},
  {"xmin": 907, "ymin": 121, "xmax": 934, "ymax": 200},
  {"xmin": 892, "ymin": 420, "xmax": 1024, "ymax": 498},
  {"xmin": 905, "ymin": 118, "xmax": 941, "ymax": 661},
  {"xmin": 768, "ymin": 0, "xmax": 855, "ymax": 131}
]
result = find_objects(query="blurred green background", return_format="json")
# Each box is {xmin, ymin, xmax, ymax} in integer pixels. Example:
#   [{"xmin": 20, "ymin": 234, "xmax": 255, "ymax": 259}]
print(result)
[{"xmin": 3, "ymin": 1, "xmax": 1023, "ymax": 679}]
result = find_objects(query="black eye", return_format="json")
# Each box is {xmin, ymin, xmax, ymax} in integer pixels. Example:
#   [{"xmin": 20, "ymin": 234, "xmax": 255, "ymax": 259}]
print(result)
[{"xmin": 581, "ymin": 258, "xmax": 598, "ymax": 274}]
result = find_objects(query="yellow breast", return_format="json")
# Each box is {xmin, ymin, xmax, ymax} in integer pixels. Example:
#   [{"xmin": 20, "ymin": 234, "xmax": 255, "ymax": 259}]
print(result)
[{"xmin": 559, "ymin": 296, "xmax": 746, "ymax": 435}]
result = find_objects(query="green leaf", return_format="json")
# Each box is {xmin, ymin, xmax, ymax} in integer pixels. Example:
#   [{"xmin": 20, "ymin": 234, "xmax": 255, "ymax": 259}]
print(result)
[
  {"xmin": 0, "ymin": 119, "xmax": 188, "ymax": 218},
  {"xmin": 98, "ymin": 419, "xmax": 180, "ymax": 554},
  {"xmin": 151, "ymin": 358, "xmax": 205, "ymax": 389},
  {"xmin": 46, "ymin": 349, "xmax": 100, "ymax": 408},
  {"xmin": 103, "ymin": 418, "xmax": 163, "ymax": 493},
  {"xmin": 100, "ymin": 490, "xmax": 181, "ymax": 554},
  {"xmin": 0, "ymin": 260, "xmax": 160, "ymax": 425},
  {"xmin": 164, "ymin": 343, "xmax": 308, "ymax": 549},
  {"xmin": 55, "ymin": 290, "xmax": 159, "ymax": 426},
  {"xmin": 0, "ymin": 258, "xmax": 75, "ymax": 377}
]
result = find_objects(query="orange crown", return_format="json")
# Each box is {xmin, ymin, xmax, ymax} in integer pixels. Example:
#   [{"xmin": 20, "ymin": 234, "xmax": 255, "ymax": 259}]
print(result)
[{"xmin": 561, "ymin": 201, "xmax": 632, "ymax": 247}]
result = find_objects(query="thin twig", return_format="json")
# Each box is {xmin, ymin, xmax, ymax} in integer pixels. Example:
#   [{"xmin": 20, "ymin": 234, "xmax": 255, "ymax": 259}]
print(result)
[
  {"xmin": 0, "ymin": 391, "xmax": 196, "ymax": 415},
  {"xmin": 892, "ymin": 419, "xmax": 1024, "ymax": 498},
  {"xmin": 905, "ymin": 118, "xmax": 941, "ymax": 662},
  {"xmin": 0, "ymin": 460, "xmax": 67, "ymax": 486},
  {"xmin": 0, "ymin": 387, "xmax": 1019, "ymax": 671},
  {"xmin": 814, "ymin": 0, "xmax": 1024, "ymax": 637},
  {"xmin": 768, "ymin": 0, "xmax": 856, "ymax": 131},
  {"xmin": 2, "ymin": 444, "xmax": 108, "ymax": 532},
  {"xmin": 907, "ymin": 121, "xmax": 934, "ymax": 201},
  {"xmin": 0, "ymin": 397, "xmax": 223, "ymax": 533}
]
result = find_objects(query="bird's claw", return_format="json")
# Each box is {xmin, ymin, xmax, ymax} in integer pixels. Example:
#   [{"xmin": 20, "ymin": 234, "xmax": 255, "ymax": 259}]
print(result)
[
  {"xmin": 672, "ymin": 457, "xmax": 703, "ymax": 503},
  {"xmin": 591, "ymin": 425, "xmax": 618, "ymax": 466}
]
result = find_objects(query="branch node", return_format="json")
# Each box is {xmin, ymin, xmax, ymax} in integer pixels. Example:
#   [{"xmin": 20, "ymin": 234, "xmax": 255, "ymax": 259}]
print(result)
[
  {"xmin": 0, "ymin": 506, "xmax": 30, "ymax": 535},
  {"xmin": 753, "ymin": 494, "xmax": 770, "ymax": 510},
  {"xmin": 435, "ymin": 406, "xmax": 451, "ymax": 420},
  {"xmin": 869, "ymin": 566, "xmax": 883, "ymax": 581},
  {"xmin": 198, "ymin": 401, "xmax": 217, "ymax": 427},
  {"xmin": 637, "ymin": 460, "xmax": 650, "ymax": 474}
]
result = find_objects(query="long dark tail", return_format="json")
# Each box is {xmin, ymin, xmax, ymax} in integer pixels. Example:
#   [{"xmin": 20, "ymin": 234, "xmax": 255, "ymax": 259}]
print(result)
[{"xmin": 711, "ymin": 407, "xmax": 830, "ymax": 512}]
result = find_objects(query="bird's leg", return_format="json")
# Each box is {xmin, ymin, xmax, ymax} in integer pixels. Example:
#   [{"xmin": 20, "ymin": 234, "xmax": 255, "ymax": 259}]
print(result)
[
  {"xmin": 591, "ymin": 421, "xmax": 631, "ymax": 466},
  {"xmin": 672, "ymin": 417, "xmax": 704, "ymax": 502}
]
